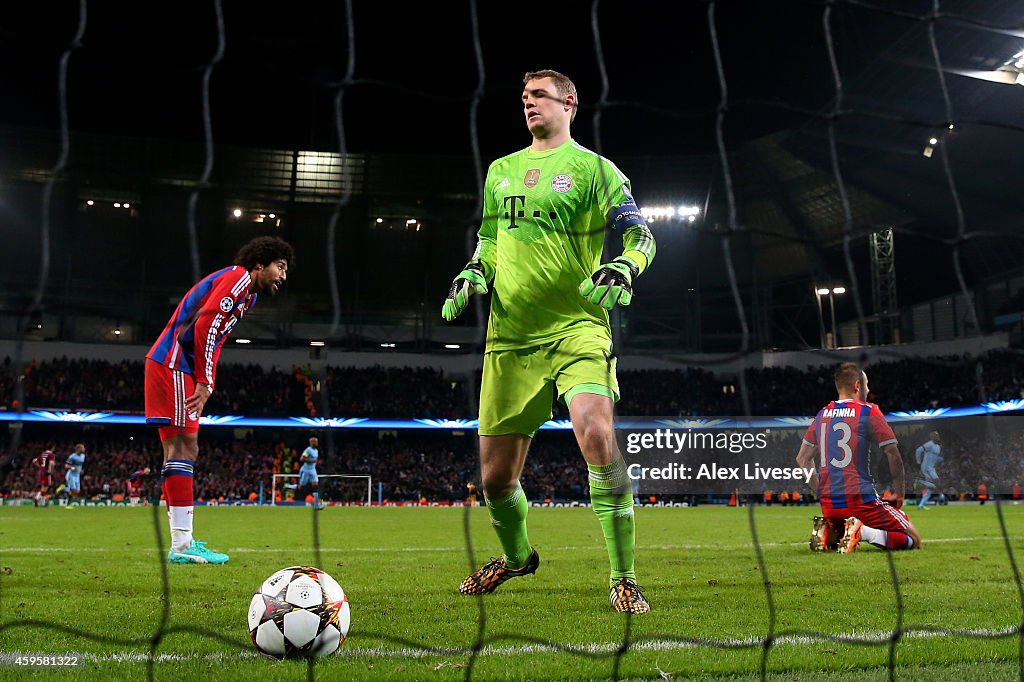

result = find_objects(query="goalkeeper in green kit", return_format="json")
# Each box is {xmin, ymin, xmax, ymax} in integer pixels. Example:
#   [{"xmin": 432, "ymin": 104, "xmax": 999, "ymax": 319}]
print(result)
[{"xmin": 442, "ymin": 69, "xmax": 656, "ymax": 613}]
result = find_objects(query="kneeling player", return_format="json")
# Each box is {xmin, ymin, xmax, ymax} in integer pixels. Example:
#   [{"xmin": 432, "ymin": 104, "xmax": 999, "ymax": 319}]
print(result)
[{"xmin": 796, "ymin": 363, "xmax": 922, "ymax": 553}]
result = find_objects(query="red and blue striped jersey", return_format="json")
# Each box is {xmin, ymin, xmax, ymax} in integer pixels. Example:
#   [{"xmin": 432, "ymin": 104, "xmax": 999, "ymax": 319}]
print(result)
[
  {"xmin": 34, "ymin": 450, "xmax": 55, "ymax": 474},
  {"xmin": 802, "ymin": 399, "xmax": 897, "ymax": 509},
  {"xmin": 126, "ymin": 469, "xmax": 148, "ymax": 495},
  {"xmin": 146, "ymin": 266, "xmax": 256, "ymax": 388}
]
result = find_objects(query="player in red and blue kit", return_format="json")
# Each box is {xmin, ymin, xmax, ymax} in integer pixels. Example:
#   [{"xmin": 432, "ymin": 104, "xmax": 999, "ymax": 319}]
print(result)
[
  {"xmin": 145, "ymin": 236, "xmax": 293, "ymax": 564},
  {"xmin": 126, "ymin": 467, "xmax": 151, "ymax": 505},
  {"xmin": 32, "ymin": 448, "xmax": 56, "ymax": 504},
  {"xmin": 796, "ymin": 362, "xmax": 922, "ymax": 553}
]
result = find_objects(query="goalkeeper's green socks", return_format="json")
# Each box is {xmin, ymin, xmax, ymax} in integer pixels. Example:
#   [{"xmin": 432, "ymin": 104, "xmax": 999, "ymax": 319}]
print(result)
[
  {"xmin": 589, "ymin": 459, "xmax": 637, "ymax": 585},
  {"xmin": 485, "ymin": 484, "xmax": 532, "ymax": 569}
]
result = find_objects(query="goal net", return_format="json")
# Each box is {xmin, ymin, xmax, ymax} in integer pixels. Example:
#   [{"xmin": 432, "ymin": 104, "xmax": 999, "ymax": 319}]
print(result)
[{"xmin": 270, "ymin": 473, "xmax": 373, "ymax": 506}]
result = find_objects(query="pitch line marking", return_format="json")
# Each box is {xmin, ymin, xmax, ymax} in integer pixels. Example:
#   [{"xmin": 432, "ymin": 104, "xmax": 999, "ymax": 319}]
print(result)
[
  {"xmin": 75, "ymin": 625, "xmax": 1020, "ymax": 664},
  {"xmin": 0, "ymin": 536, "xmax": 1000, "ymax": 554}
]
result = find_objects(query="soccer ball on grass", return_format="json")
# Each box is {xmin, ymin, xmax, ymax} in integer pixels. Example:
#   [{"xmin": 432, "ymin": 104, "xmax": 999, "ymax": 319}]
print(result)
[{"xmin": 247, "ymin": 565, "xmax": 350, "ymax": 658}]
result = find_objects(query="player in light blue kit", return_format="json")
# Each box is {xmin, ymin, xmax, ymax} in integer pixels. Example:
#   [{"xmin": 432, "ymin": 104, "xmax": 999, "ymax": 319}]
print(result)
[
  {"xmin": 915, "ymin": 431, "xmax": 945, "ymax": 509},
  {"xmin": 299, "ymin": 437, "xmax": 321, "ymax": 508},
  {"xmin": 64, "ymin": 443, "xmax": 86, "ymax": 499}
]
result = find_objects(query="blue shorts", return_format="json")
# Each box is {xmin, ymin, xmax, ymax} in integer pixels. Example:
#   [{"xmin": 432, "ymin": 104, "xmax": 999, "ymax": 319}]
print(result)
[
  {"xmin": 298, "ymin": 469, "xmax": 318, "ymax": 486},
  {"xmin": 65, "ymin": 473, "xmax": 81, "ymax": 491}
]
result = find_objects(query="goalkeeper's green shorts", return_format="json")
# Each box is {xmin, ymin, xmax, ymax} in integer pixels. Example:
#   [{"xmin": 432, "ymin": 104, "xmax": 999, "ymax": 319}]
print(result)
[{"xmin": 478, "ymin": 334, "xmax": 619, "ymax": 437}]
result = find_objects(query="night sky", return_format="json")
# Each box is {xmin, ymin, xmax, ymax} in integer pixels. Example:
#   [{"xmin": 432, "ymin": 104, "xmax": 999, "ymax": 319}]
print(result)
[{"xmin": 0, "ymin": 1, "xmax": 903, "ymax": 158}]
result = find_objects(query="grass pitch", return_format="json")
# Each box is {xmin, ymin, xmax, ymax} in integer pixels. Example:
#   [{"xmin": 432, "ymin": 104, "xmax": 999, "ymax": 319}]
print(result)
[{"xmin": 0, "ymin": 503, "xmax": 1021, "ymax": 681}]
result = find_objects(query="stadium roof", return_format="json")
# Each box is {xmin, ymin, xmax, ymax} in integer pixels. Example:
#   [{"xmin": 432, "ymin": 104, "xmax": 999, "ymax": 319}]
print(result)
[{"xmin": 1, "ymin": 1, "xmax": 1022, "ymax": 350}]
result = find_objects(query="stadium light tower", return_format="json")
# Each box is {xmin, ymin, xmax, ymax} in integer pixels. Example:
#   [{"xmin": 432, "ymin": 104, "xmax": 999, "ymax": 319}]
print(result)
[
  {"xmin": 814, "ymin": 283, "xmax": 845, "ymax": 349},
  {"xmin": 828, "ymin": 286, "xmax": 845, "ymax": 348},
  {"xmin": 814, "ymin": 286, "xmax": 829, "ymax": 348}
]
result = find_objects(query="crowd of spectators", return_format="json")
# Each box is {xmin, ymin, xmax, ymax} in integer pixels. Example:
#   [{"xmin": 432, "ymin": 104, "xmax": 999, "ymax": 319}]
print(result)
[
  {"xmin": 1, "ymin": 422, "xmax": 1016, "ymax": 504},
  {"xmin": 6, "ymin": 350, "xmax": 1024, "ymax": 418},
  {"xmin": 0, "ymin": 431, "xmax": 593, "ymax": 504},
  {"xmin": 2, "ymin": 349, "xmax": 1023, "ymax": 503},
  {"xmin": 325, "ymin": 366, "xmax": 465, "ymax": 418},
  {"xmin": 8, "ymin": 358, "xmax": 308, "ymax": 416}
]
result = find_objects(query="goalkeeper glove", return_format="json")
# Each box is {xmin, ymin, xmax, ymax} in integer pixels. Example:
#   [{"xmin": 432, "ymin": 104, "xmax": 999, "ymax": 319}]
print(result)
[
  {"xmin": 579, "ymin": 256, "xmax": 639, "ymax": 310},
  {"xmin": 441, "ymin": 261, "xmax": 489, "ymax": 321}
]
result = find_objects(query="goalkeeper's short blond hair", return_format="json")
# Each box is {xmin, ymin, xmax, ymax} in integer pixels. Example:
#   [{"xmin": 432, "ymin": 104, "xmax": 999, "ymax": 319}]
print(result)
[{"xmin": 524, "ymin": 69, "xmax": 578, "ymax": 122}]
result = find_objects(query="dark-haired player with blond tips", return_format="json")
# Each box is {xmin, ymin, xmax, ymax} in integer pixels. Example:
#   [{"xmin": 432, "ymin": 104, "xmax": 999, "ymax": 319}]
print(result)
[{"xmin": 146, "ymin": 236, "xmax": 294, "ymax": 564}]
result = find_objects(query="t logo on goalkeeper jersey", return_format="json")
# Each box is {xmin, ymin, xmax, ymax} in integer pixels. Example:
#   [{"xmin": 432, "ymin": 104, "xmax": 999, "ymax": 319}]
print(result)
[{"xmin": 502, "ymin": 195, "xmax": 526, "ymax": 229}]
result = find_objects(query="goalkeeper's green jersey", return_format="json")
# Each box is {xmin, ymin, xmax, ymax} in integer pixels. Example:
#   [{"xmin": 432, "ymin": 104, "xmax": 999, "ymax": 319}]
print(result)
[{"xmin": 472, "ymin": 139, "xmax": 656, "ymax": 351}]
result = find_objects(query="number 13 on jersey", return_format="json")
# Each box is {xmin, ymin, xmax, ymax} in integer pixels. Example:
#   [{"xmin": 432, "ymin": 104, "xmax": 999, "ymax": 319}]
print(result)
[{"xmin": 820, "ymin": 421, "xmax": 853, "ymax": 469}]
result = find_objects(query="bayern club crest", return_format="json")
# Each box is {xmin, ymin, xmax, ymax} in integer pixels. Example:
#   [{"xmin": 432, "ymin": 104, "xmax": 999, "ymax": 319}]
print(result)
[{"xmin": 551, "ymin": 174, "xmax": 573, "ymax": 193}]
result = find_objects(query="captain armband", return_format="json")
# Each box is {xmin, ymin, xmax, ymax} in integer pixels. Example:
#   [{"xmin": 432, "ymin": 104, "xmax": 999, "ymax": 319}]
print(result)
[{"xmin": 609, "ymin": 199, "xmax": 648, "ymax": 232}]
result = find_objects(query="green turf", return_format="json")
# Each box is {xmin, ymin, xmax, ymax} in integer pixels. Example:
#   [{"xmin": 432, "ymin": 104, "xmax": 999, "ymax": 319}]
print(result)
[{"xmin": 0, "ymin": 503, "xmax": 1021, "ymax": 681}]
